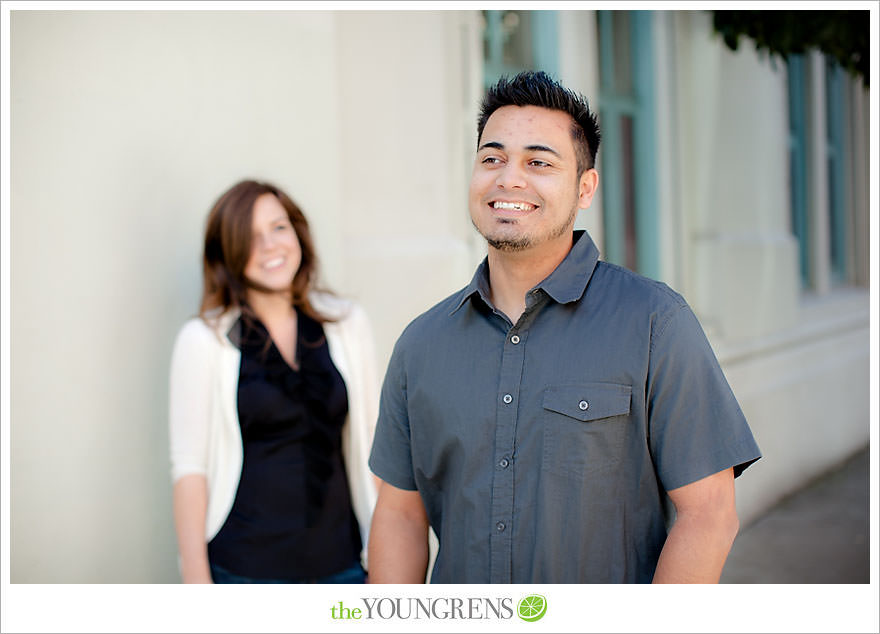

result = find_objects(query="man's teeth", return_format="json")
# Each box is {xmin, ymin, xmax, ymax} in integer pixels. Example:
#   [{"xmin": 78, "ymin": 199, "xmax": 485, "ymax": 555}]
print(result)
[{"xmin": 493, "ymin": 201, "xmax": 535, "ymax": 211}]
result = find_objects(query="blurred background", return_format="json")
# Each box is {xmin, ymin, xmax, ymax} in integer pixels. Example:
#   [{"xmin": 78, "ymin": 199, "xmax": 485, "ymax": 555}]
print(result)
[{"xmin": 7, "ymin": 8, "xmax": 871, "ymax": 582}]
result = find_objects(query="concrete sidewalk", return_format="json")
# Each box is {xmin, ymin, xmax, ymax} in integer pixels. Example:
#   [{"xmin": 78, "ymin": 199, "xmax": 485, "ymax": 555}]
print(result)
[{"xmin": 721, "ymin": 445, "xmax": 871, "ymax": 584}]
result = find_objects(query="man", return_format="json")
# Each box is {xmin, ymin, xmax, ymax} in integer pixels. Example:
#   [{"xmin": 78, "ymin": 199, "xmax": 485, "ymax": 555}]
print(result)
[{"xmin": 368, "ymin": 71, "xmax": 761, "ymax": 583}]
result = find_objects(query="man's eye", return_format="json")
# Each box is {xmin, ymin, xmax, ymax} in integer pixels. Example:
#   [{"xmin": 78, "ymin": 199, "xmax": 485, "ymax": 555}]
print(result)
[
  {"xmin": 530, "ymin": 160, "xmax": 550, "ymax": 167},
  {"xmin": 481, "ymin": 156, "xmax": 502, "ymax": 164}
]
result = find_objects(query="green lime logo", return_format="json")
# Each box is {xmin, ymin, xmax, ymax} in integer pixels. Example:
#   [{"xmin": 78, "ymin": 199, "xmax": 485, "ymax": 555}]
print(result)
[{"xmin": 517, "ymin": 594, "xmax": 547, "ymax": 622}]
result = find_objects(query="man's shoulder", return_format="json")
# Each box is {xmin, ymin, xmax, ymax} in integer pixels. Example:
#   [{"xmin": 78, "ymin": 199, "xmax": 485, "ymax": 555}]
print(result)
[
  {"xmin": 591, "ymin": 260, "xmax": 688, "ymax": 313},
  {"xmin": 395, "ymin": 286, "xmax": 473, "ymax": 346}
]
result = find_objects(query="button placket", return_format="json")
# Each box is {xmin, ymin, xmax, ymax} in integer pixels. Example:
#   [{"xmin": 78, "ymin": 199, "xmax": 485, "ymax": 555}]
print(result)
[{"xmin": 490, "ymin": 328, "xmax": 529, "ymax": 583}]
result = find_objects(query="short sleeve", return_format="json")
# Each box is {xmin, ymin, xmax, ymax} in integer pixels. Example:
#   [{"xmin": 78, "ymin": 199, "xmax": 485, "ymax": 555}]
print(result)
[
  {"xmin": 368, "ymin": 336, "xmax": 418, "ymax": 490},
  {"xmin": 647, "ymin": 304, "xmax": 761, "ymax": 491}
]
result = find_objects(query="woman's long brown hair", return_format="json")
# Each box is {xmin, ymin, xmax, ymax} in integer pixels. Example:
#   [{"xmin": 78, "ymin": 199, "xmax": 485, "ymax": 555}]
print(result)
[{"xmin": 199, "ymin": 179, "xmax": 334, "ymax": 324}]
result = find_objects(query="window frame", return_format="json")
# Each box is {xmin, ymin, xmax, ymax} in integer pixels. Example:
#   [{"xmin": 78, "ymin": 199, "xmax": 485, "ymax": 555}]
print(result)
[{"xmin": 596, "ymin": 10, "xmax": 659, "ymax": 279}]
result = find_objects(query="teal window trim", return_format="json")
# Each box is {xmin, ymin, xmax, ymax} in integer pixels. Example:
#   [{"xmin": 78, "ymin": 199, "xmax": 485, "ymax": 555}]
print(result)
[
  {"xmin": 483, "ymin": 10, "xmax": 559, "ymax": 89},
  {"xmin": 531, "ymin": 11, "xmax": 559, "ymax": 79},
  {"xmin": 484, "ymin": 11, "xmax": 505, "ymax": 79},
  {"xmin": 825, "ymin": 59, "xmax": 847, "ymax": 284},
  {"xmin": 598, "ymin": 12, "xmax": 625, "ymax": 268},
  {"xmin": 630, "ymin": 12, "xmax": 659, "ymax": 279},
  {"xmin": 483, "ymin": 11, "xmax": 516, "ymax": 85},
  {"xmin": 597, "ymin": 10, "xmax": 659, "ymax": 279},
  {"xmin": 787, "ymin": 54, "xmax": 810, "ymax": 288}
]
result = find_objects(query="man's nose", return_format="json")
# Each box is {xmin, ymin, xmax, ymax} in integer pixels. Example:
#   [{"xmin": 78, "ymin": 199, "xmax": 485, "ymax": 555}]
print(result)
[{"xmin": 495, "ymin": 163, "xmax": 527, "ymax": 189}]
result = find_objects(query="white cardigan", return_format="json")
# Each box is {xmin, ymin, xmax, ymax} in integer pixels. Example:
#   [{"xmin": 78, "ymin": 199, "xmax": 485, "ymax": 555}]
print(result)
[{"xmin": 168, "ymin": 292, "xmax": 380, "ymax": 563}]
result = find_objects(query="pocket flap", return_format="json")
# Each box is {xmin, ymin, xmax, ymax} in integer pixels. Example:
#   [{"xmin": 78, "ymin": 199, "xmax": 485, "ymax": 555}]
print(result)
[{"xmin": 542, "ymin": 383, "xmax": 632, "ymax": 422}]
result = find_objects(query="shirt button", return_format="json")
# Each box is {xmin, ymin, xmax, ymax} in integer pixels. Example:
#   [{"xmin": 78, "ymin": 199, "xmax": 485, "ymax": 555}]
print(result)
[
  {"xmin": 496, "ymin": 521, "xmax": 506, "ymax": 532},
  {"xmin": 579, "ymin": 400, "xmax": 589, "ymax": 411},
  {"xmin": 499, "ymin": 457, "xmax": 510, "ymax": 468},
  {"xmin": 503, "ymin": 394, "xmax": 513, "ymax": 404},
  {"xmin": 510, "ymin": 335, "xmax": 520, "ymax": 344}
]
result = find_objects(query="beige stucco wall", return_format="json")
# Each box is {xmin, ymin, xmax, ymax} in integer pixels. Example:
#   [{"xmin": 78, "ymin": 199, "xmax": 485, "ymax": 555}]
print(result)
[
  {"xmin": 333, "ymin": 11, "xmax": 484, "ymax": 370},
  {"xmin": 10, "ymin": 10, "xmax": 481, "ymax": 583},
  {"xmin": 719, "ymin": 291, "xmax": 870, "ymax": 525}
]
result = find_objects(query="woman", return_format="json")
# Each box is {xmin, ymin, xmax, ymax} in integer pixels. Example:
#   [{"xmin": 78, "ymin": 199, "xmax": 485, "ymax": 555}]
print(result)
[{"xmin": 169, "ymin": 180, "xmax": 379, "ymax": 583}]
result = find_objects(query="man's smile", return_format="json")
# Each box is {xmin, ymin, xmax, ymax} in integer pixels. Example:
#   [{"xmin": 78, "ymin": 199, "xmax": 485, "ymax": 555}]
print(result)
[
  {"xmin": 487, "ymin": 197, "xmax": 541, "ymax": 220},
  {"xmin": 490, "ymin": 200, "xmax": 539, "ymax": 211}
]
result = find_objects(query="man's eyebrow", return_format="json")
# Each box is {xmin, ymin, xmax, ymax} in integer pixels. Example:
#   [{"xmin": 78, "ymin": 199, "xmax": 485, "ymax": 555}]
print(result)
[
  {"xmin": 525, "ymin": 144, "xmax": 561, "ymax": 158},
  {"xmin": 478, "ymin": 141, "xmax": 504, "ymax": 152},
  {"xmin": 477, "ymin": 141, "xmax": 562, "ymax": 159}
]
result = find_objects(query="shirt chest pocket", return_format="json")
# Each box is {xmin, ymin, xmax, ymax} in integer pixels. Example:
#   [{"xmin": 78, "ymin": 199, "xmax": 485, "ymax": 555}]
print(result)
[{"xmin": 541, "ymin": 382, "xmax": 632, "ymax": 480}]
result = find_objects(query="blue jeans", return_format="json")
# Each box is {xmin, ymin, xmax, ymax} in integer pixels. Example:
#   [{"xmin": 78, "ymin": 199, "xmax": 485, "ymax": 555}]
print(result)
[{"xmin": 210, "ymin": 561, "xmax": 366, "ymax": 584}]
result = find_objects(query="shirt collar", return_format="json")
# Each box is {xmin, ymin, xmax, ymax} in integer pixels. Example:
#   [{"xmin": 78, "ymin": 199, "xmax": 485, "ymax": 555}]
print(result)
[
  {"xmin": 451, "ymin": 230, "xmax": 601, "ymax": 314},
  {"xmin": 452, "ymin": 258, "xmax": 493, "ymax": 314}
]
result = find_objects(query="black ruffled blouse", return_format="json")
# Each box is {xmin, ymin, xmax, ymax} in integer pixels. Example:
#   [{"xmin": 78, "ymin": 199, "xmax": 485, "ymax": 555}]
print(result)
[{"xmin": 207, "ymin": 310, "xmax": 362, "ymax": 580}]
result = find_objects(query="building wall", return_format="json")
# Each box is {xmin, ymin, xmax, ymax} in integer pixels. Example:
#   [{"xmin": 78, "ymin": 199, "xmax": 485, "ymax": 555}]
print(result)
[
  {"xmin": 660, "ymin": 12, "xmax": 870, "ymax": 525},
  {"xmin": 557, "ymin": 10, "xmax": 605, "ymax": 248},
  {"xmin": 333, "ymin": 11, "xmax": 485, "ymax": 370}
]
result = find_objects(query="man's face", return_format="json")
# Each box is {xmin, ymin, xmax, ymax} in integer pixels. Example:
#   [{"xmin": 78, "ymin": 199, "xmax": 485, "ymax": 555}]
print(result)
[{"xmin": 469, "ymin": 105, "xmax": 597, "ymax": 253}]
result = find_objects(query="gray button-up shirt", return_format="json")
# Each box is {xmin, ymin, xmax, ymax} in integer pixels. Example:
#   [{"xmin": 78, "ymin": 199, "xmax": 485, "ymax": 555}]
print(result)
[{"xmin": 369, "ymin": 231, "xmax": 761, "ymax": 583}]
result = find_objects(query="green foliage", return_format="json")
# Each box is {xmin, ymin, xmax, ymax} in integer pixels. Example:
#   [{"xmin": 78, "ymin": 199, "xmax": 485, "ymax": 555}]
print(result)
[{"xmin": 712, "ymin": 10, "xmax": 869, "ymax": 87}]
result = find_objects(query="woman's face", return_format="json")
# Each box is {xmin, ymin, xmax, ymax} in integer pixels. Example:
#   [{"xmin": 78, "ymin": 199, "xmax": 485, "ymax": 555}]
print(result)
[{"xmin": 243, "ymin": 193, "xmax": 302, "ymax": 294}]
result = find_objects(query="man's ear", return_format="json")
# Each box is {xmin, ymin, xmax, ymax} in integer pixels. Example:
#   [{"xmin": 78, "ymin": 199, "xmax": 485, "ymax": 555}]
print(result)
[{"xmin": 578, "ymin": 169, "xmax": 599, "ymax": 210}]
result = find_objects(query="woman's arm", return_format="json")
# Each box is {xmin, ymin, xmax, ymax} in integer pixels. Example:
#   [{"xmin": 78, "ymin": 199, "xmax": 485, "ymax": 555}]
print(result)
[
  {"xmin": 173, "ymin": 474, "xmax": 213, "ymax": 583},
  {"xmin": 168, "ymin": 320, "xmax": 217, "ymax": 583}
]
